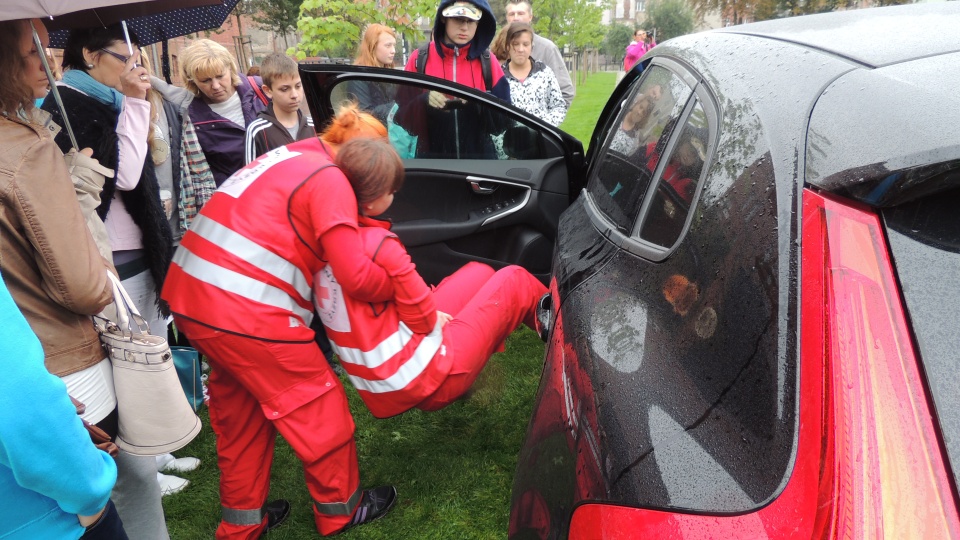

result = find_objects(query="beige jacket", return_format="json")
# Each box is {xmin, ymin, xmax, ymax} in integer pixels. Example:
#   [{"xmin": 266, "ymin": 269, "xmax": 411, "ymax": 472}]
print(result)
[{"xmin": 0, "ymin": 112, "xmax": 113, "ymax": 376}]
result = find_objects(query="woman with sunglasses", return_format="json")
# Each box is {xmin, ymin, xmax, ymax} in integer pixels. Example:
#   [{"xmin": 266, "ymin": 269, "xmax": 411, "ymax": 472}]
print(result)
[{"xmin": 40, "ymin": 23, "xmax": 174, "ymax": 540}]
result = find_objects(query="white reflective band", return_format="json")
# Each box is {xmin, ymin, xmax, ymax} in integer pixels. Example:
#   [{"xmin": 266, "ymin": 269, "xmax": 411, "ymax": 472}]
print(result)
[
  {"xmin": 173, "ymin": 247, "xmax": 314, "ymax": 326},
  {"xmin": 221, "ymin": 505, "xmax": 264, "ymax": 526},
  {"xmin": 190, "ymin": 214, "xmax": 312, "ymax": 303},
  {"xmin": 338, "ymin": 322, "xmax": 443, "ymax": 394},
  {"xmin": 314, "ymin": 487, "xmax": 362, "ymax": 516}
]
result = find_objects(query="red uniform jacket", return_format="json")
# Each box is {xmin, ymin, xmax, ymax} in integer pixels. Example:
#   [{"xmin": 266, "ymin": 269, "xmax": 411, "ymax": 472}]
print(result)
[{"xmin": 315, "ymin": 218, "xmax": 454, "ymax": 418}]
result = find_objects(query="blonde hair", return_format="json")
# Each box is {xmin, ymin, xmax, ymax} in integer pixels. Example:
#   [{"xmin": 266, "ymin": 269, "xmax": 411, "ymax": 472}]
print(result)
[
  {"xmin": 139, "ymin": 53, "xmax": 163, "ymax": 157},
  {"xmin": 354, "ymin": 24, "xmax": 397, "ymax": 68},
  {"xmin": 179, "ymin": 39, "xmax": 241, "ymax": 96}
]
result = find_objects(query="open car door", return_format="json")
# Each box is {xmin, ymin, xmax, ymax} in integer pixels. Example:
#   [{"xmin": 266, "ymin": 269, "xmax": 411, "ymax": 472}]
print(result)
[{"xmin": 300, "ymin": 64, "xmax": 585, "ymax": 285}]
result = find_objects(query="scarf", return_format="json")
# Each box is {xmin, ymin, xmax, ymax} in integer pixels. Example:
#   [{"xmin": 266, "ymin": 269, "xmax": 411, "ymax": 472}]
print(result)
[{"xmin": 61, "ymin": 69, "xmax": 125, "ymax": 111}]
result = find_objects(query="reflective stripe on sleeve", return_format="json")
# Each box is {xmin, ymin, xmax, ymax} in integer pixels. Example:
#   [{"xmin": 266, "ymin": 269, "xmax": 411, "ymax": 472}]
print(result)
[
  {"xmin": 221, "ymin": 505, "xmax": 265, "ymax": 526},
  {"xmin": 314, "ymin": 486, "xmax": 363, "ymax": 516},
  {"xmin": 338, "ymin": 322, "xmax": 443, "ymax": 394},
  {"xmin": 191, "ymin": 214, "xmax": 312, "ymax": 304},
  {"xmin": 173, "ymin": 247, "xmax": 314, "ymax": 326}
]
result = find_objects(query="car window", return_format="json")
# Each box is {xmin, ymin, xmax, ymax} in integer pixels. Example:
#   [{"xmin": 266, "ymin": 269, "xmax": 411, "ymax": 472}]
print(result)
[
  {"xmin": 330, "ymin": 78, "xmax": 564, "ymax": 160},
  {"xmin": 587, "ymin": 66, "xmax": 693, "ymax": 234},
  {"xmin": 637, "ymin": 100, "xmax": 709, "ymax": 247}
]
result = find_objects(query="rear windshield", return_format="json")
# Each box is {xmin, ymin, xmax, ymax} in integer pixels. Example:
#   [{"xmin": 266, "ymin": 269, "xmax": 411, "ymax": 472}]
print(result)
[{"xmin": 882, "ymin": 182, "xmax": 960, "ymax": 490}]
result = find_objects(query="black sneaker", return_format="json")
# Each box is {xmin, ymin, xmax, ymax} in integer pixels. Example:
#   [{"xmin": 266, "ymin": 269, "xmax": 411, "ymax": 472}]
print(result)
[
  {"xmin": 260, "ymin": 499, "xmax": 290, "ymax": 537},
  {"xmin": 333, "ymin": 486, "xmax": 397, "ymax": 535}
]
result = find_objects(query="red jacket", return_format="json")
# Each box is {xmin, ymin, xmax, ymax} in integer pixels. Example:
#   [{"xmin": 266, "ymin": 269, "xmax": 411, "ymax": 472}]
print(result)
[
  {"xmin": 641, "ymin": 141, "xmax": 695, "ymax": 204},
  {"xmin": 405, "ymin": 41, "xmax": 508, "ymax": 96},
  {"xmin": 316, "ymin": 218, "xmax": 454, "ymax": 418},
  {"xmin": 162, "ymin": 138, "xmax": 381, "ymax": 342}
]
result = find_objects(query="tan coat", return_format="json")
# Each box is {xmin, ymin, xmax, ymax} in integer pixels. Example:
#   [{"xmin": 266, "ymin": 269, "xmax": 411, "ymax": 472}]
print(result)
[{"xmin": 0, "ymin": 112, "xmax": 113, "ymax": 376}]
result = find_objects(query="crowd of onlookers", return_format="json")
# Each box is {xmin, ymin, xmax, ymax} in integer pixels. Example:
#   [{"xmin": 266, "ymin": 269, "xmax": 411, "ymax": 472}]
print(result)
[{"xmin": 1, "ymin": 1, "xmax": 655, "ymax": 538}]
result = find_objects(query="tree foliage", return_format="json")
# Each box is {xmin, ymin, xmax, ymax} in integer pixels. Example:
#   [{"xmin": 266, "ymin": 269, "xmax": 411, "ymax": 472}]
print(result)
[
  {"xmin": 602, "ymin": 23, "xmax": 634, "ymax": 63},
  {"xmin": 296, "ymin": 0, "xmax": 435, "ymax": 59},
  {"xmin": 249, "ymin": 0, "xmax": 302, "ymax": 48},
  {"xmin": 646, "ymin": 0, "xmax": 695, "ymax": 41},
  {"xmin": 534, "ymin": 0, "xmax": 607, "ymax": 51}
]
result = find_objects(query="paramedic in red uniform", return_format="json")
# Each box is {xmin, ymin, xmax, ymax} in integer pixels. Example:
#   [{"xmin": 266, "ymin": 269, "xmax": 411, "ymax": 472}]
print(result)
[
  {"xmin": 317, "ymin": 138, "xmax": 547, "ymax": 418},
  {"xmin": 160, "ymin": 106, "xmax": 398, "ymax": 539}
]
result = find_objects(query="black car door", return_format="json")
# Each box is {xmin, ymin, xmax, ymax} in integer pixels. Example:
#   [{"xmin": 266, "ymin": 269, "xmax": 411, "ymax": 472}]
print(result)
[{"xmin": 299, "ymin": 64, "xmax": 585, "ymax": 285}]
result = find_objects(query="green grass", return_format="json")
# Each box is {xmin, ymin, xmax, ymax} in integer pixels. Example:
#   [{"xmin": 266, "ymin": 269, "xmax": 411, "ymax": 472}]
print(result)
[
  {"xmin": 162, "ymin": 74, "xmax": 618, "ymax": 539},
  {"xmin": 559, "ymin": 71, "xmax": 620, "ymax": 149}
]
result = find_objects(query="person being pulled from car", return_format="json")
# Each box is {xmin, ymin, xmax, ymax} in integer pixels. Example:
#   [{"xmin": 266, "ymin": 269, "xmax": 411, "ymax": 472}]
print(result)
[
  {"xmin": 395, "ymin": 0, "xmax": 511, "ymax": 158},
  {"xmin": 323, "ymin": 137, "xmax": 548, "ymax": 419}
]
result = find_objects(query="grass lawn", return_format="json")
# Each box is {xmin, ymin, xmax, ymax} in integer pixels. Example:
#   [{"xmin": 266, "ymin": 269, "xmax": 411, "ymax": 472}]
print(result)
[
  {"xmin": 162, "ymin": 70, "xmax": 619, "ymax": 539},
  {"xmin": 560, "ymin": 71, "xmax": 620, "ymax": 148}
]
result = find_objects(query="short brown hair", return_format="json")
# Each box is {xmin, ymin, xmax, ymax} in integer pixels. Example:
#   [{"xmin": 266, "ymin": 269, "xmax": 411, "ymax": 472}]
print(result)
[
  {"xmin": 259, "ymin": 53, "xmax": 299, "ymax": 88},
  {"xmin": 334, "ymin": 138, "xmax": 404, "ymax": 206},
  {"xmin": 505, "ymin": 21, "xmax": 533, "ymax": 50}
]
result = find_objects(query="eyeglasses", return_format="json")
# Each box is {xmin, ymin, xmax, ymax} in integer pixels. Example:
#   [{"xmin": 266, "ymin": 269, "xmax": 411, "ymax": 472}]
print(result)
[{"xmin": 99, "ymin": 48, "xmax": 131, "ymax": 64}]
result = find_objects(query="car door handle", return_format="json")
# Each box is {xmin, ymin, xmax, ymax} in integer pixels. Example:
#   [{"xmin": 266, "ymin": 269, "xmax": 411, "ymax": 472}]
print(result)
[{"xmin": 470, "ymin": 180, "xmax": 498, "ymax": 195}]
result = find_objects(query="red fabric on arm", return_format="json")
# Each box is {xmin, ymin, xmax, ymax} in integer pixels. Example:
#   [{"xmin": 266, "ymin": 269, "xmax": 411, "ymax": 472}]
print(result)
[
  {"xmin": 372, "ymin": 236, "xmax": 436, "ymax": 333},
  {"xmin": 322, "ymin": 225, "xmax": 393, "ymax": 302}
]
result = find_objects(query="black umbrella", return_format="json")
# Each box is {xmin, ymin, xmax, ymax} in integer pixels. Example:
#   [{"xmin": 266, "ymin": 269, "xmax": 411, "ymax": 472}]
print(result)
[{"xmin": 47, "ymin": 0, "xmax": 241, "ymax": 48}]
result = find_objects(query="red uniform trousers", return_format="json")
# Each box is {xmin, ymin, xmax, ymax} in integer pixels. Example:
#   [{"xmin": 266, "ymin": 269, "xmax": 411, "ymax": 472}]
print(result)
[
  {"xmin": 417, "ymin": 262, "xmax": 547, "ymax": 411},
  {"xmin": 174, "ymin": 318, "xmax": 360, "ymax": 539}
]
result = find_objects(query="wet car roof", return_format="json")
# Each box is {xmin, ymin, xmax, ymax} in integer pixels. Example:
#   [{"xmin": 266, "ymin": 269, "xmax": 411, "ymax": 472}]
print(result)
[{"xmin": 718, "ymin": 2, "xmax": 960, "ymax": 68}]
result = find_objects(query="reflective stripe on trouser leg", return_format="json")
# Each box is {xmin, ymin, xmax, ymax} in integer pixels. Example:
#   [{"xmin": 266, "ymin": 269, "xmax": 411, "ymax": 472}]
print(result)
[
  {"xmin": 221, "ymin": 505, "xmax": 265, "ymax": 526},
  {"xmin": 314, "ymin": 486, "xmax": 362, "ymax": 516}
]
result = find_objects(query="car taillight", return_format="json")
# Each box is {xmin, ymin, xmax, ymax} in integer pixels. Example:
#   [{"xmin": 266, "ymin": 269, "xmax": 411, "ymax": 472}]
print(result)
[
  {"xmin": 567, "ymin": 190, "xmax": 959, "ymax": 538},
  {"xmin": 803, "ymin": 189, "xmax": 959, "ymax": 538}
]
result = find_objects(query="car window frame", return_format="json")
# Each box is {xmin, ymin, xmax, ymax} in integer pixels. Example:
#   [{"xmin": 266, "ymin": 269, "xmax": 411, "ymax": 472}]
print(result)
[
  {"xmin": 299, "ymin": 64, "xmax": 587, "ymax": 198},
  {"xmin": 582, "ymin": 59, "xmax": 718, "ymax": 262}
]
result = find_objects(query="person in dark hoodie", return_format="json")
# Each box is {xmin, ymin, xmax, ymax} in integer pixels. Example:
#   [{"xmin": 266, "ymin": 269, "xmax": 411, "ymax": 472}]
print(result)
[
  {"xmin": 243, "ymin": 53, "xmax": 315, "ymax": 164},
  {"xmin": 396, "ymin": 0, "xmax": 511, "ymax": 158}
]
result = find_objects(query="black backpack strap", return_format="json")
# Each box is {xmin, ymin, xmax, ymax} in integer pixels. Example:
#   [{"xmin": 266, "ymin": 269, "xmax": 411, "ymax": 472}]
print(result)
[
  {"xmin": 416, "ymin": 43, "xmax": 430, "ymax": 74},
  {"xmin": 480, "ymin": 50, "xmax": 492, "ymax": 91}
]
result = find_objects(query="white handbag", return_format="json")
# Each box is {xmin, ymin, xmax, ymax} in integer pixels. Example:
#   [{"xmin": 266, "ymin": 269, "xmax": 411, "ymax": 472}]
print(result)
[{"xmin": 95, "ymin": 272, "xmax": 201, "ymax": 456}]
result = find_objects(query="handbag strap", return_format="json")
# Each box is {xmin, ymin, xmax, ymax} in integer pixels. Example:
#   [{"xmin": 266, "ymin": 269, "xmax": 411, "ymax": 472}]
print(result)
[
  {"xmin": 98, "ymin": 271, "xmax": 151, "ymax": 337},
  {"xmin": 248, "ymin": 76, "xmax": 269, "ymax": 106}
]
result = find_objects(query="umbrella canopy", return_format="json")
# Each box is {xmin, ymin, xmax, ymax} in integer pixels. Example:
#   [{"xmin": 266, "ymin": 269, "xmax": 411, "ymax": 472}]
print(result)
[
  {"xmin": 5, "ymin": 0, "xmax": 221, "ymax": 23},
  {"xmin": 47, "ymin": 0, "xmax": 241, "ymax": 47}
]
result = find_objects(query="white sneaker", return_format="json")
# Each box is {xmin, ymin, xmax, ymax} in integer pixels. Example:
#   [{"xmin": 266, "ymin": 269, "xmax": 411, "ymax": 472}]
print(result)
[
  {"xmin": 159, "ymin": 456, "xmax": 201, "ymax": 473},
  {"xmin": 158, "ymin": 473, "xmax": 190, "ymax": 496}
]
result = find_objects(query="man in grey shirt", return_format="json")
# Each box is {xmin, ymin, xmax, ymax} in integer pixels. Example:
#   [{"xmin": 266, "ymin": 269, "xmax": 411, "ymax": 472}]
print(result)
[{"xmin": 505, "ymin": 0, "xmax": 575, "ymax": 109}]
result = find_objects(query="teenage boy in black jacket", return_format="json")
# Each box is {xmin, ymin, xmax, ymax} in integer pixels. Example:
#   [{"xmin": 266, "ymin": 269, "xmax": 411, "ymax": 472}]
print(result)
[{"xmin": 244, "ymin": 53, "xmax": 314, "ymax": 164}]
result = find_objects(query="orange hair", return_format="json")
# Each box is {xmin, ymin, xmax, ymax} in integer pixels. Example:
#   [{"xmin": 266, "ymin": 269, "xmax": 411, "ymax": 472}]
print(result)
[
  {"xmin": 319, "ymin": 102, "xmax": 388, "ymax": 155},
  {"xmin": 354, "ymin": 24, "xmax": 397, "ymax": 68}
]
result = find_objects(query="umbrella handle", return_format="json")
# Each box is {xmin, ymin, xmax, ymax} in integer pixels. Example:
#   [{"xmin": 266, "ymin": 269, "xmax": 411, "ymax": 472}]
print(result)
[
  {"xmin": 121, "ymin": 21, "xmax": 140, "ymax": 68},
  {"xmin": 31, "ymin": 21, "xmax": 79, "ymax": 151}
]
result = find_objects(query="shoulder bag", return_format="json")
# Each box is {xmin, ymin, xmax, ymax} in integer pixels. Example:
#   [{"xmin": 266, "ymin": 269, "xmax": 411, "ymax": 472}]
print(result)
[{"xmin": 95, "ymin": 272, "xmax": 201, "ymax": 456}]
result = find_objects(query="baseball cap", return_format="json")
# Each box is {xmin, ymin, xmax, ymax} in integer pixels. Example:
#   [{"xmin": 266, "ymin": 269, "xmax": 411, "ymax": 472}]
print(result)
[{"xmin": 442, "ymin": 1, "xmax": 482, "ymax": 20}]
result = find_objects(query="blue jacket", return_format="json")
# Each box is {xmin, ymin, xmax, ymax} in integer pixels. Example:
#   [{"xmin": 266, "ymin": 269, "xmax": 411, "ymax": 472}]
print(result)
[{"xmin": 0, "ymin": 278, "xmax": 116, "ymax": 539}]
